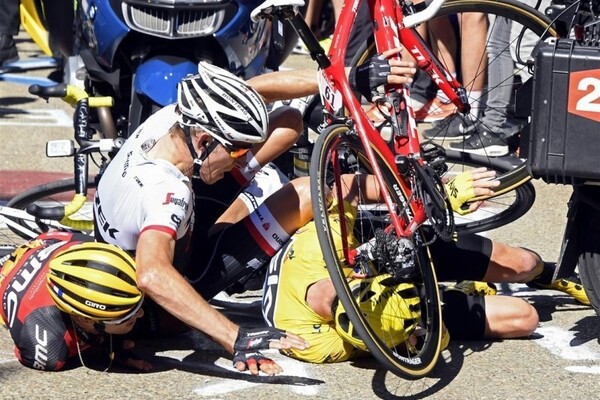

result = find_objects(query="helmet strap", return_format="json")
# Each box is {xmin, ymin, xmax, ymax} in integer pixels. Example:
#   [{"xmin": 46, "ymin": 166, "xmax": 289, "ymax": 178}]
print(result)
[
  {"xmin": 94, "ymin": 322, "xmax": 106, "ymax": 333},
  {"xmin": 192, "ymin": 140, "xmax": 220, "ymax": 179},
  {"xmin": 181, "ymin": 124, "xmax": 220, "ymax": 179},
  {"xmin": 181, "ymin": 124, "xmax": 200, "ymax": 160}
]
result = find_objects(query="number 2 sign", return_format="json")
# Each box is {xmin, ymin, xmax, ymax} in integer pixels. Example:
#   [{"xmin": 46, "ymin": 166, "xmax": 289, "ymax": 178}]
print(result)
[{"xmin": 567, "ymin": 69, "xmax": 600, "ymax": 122}]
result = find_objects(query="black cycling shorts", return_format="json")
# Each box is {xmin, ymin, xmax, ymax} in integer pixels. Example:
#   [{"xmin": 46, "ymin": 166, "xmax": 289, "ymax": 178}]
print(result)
[
  {"xmin": 441, "ymin": 289, "xmax": 487, "ymax": 340},
  {"xmin": 428, "ymin": 232, "xmax": 493, "ymax": 282},
  {"xmin": 186, "ymin": 219, "xmax": 270, "ymax": 300}
]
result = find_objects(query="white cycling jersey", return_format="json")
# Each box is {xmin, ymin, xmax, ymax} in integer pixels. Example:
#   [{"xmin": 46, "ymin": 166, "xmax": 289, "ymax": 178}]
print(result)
[{"xmin": 94, "ymin": 104, "xmax": 194, "ymax": 252}]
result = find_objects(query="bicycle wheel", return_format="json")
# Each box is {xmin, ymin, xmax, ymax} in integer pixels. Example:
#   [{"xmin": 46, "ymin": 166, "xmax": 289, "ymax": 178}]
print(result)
[
  {"xmin": 310, "ymin": 124, "xmax": 443, "ymax": 379},
  {"xmin": 416, "ymin": 0, "xmax": 559, "ymax": 149},
  {"xmin": 444, "ymin": 149, "xmax": 535, "ymax": 233},
  {"xmin": 5, "ymin": 178, "xmax": 96, "ymax": 239},
  {"xmin": 571, "ymin": 188, "xmax": 600, "ymax": 317},
  {"xmin": 351, "ymin": 0, "xmax": 558, "ymax": 190}
]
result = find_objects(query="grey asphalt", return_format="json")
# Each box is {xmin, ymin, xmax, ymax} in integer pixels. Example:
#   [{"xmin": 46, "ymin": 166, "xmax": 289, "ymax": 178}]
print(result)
[{"xmin": 1, "ymin": 31, "xmax": 599, "ymax": 400}]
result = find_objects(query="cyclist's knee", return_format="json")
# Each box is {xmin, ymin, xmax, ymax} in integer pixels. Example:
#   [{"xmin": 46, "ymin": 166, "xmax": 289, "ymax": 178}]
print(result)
[
  {"xmin": 488, "ymin": 242, "xmax": 541, "ymax": 282},
  {"xmin": 264, "ymin": 176, "xmax": 312, "ymax": 231},
  {"xmin": 513, "ymin": 248, "xmax": 542, "ymax": 282}
]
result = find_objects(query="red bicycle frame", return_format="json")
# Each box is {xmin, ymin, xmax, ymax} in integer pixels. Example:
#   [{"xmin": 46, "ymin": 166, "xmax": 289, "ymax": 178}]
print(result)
[
  {"xmin": 318, "ymin": 0, "xmax": 468, "ymax": 252},
  {"xmin": 250, "ymin": 0, "xmax": 468, "ymax": 261}
]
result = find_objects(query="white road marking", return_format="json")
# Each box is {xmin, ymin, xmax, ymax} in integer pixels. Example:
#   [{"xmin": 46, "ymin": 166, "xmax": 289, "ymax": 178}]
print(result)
[
  {"xmin": 154, "ymin": 349, "xmax": 195, "ymax": 362},
  {"xmin": 534, "ymin": 326, "xmax": 600, "ymax": 362},
  {"xmin": 565, "ymin": 366, "xmax": 600, "ymax": 374},
  {"xmin": 0, "ymin": 109, "xmax": 72, "ymax": 127},
  {"xmin": 0, "ymin": 351, "xmax": 16, "ymax": 364},
  {"xmin": 192, "ymin": 357, "xmax": 319, "ymax": 397}
]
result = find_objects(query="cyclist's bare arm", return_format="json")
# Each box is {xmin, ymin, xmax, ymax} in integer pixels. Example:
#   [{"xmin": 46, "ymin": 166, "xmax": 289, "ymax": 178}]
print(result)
[
  {"xmin": 134, "ymin": 230, "xmax": 309, "ymax": 355},
  {"xmin": 246, "ymin": 49, "xmax": 417, "ymax": 104},
  {"xmin": 248, "ymin": 68, "xmax": 318, "ymax": 104}
]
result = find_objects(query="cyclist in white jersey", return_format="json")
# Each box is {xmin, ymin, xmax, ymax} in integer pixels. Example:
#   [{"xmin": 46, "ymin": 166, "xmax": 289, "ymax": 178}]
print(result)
[{"xmin": 93, "ymin": 55, "xmax": 418, "ymax": 375}]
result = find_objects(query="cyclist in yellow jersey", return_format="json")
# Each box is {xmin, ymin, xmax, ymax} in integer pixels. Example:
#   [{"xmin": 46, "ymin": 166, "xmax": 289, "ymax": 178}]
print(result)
[
  {"xmin": 261, "ymin": 172, "xmax": 589, "ymax": 364},
  {"xmin": 263, "ymin": 200, "xmax": 361, "ymax": 363}
]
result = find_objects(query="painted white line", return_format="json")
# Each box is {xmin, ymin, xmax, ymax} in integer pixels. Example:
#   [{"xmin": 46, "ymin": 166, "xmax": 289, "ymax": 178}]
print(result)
[
  {"xmin": 0, "ymin": 357, "xmax": 17, "ymax": 364},
  {"xmin": 0, "ymin": 109, "xmax": 72, "ymax": 127},
  {"xmin": 190, "ymin": 355, "xmax": 320, "ymax": 397},
  {"xmin": 534, "ymin": 326, "xmax": 600, "ymax": 361},
  {"xmin": 566, "ymin": 366, "xmax": 600, "ymax": 374},
  {"xmin": 154, "ymin": 349, "xmax": 195, "ymax": 362}
]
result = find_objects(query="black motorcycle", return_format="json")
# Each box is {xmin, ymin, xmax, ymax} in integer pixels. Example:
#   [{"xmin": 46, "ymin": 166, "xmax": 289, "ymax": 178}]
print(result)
[{"xmin": 528, "ymin": 0, "xmax": 600, "ymax": 315}]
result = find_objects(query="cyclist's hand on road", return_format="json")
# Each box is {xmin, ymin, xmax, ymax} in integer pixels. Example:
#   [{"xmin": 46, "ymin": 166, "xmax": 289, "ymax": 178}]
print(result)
[
  {"xmin": 115, "ymin": 339, "xmax": 153, "ymax": 372},
  {"xmin": 233, "ymin": 350, "xmax": 282, "ymax": 376},
  {"xmin": 445, "ymin": 167, "xmax": 500, "ymax": 215}
]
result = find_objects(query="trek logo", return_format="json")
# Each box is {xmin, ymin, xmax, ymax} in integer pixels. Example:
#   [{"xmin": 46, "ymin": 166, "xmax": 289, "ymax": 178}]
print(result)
[
  {"xmin": 95, "ymin": 196, "xmax": 119, "ymax": 240},
  {"xmin": 567, "ymin": 70, "xmax": 600, "ymax": 122},
  {"xmin": 409, "ymin": 45, "xmax": 445, "ymax": 86},
  {"xmin": 3, "ymin": 241, "xmax": 65, "ymax": 328},
  {"xmin": 262, "ymin": 257, "xmax": 281, "ymax": 326},
  {"xmin": 163, "ymin": 193, "xmax": 189, "ymax": 211}
]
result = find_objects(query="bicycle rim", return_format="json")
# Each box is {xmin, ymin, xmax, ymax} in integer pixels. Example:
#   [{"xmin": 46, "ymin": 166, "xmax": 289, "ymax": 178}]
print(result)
[
  {"xmin": 418, "ymin": 0, "xmax": 559, "ymax": 157},
  {"xmin": 443, "ymin": 149, "xmax": 535, "ymax": 233},
  {"xmin": 351, "ymin": 0, "xmax": 557, "ymax": 197},
  {"xmin": 310, "ymin": 124, "xmax": 442, "ymax": 379},
  {"xmin": 5, "ymin": 178, "xmax": 96, "ymax": 239}
]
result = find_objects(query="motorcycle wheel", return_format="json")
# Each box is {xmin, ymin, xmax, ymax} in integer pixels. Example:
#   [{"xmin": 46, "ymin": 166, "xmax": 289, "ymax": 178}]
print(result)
[{"xmin": 575, "ymin": 191, "xmax": 600, "ymax": 317}]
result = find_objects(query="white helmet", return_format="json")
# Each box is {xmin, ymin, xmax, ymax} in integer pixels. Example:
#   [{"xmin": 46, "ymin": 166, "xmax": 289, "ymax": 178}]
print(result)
[{"xmin": 177, "ymin": 62, "xmax": 269, "ymax": 147}]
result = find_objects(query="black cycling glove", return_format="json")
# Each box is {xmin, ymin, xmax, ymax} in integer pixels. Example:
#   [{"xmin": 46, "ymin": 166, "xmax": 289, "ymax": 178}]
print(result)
[
  {"xmin": 233, "ymin": 326, "xmax": 287, "ymax": 351},
  {"xmin": 348, "ymin": 54, "xmax": 391, "ymax": 102}
]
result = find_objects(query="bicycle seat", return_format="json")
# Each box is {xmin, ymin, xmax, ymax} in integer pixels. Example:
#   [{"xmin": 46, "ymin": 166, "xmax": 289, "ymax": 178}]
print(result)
[{"xmin": 251, "ymin": 0, "xmax": 305, "ymax": 22}]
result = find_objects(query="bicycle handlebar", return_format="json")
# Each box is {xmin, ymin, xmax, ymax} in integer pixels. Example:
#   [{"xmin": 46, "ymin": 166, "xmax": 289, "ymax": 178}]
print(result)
[
  {"xmin": 252, "ymin": 0, "xmax": 446, "ymax": 28},
  {"xmin": 403, "ymin": 0, "xmax": 446, "ymax": 28},
  {"xmin": 29, "ymin": 83, "xmax": 114, "ymax": 108},
  {"xmin": 25, "ymin": 83, "xmax": 119, "ymax": 231}
]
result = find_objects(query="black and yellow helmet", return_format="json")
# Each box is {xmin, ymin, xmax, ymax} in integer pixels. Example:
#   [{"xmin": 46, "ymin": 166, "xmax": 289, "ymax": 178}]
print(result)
[
  {"xmin": 47, "ymin": 242, "xmax": 143, "ymax": 322},
  {"xmin": 334, "ymin": 274, "xmax": 421, "ymax": 351}
]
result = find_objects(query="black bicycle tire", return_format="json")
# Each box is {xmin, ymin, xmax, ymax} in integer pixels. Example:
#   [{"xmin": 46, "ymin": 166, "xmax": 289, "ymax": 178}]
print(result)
[
  {"xmin": 350, "ymin": 0, "xmax": 558, "ymax": 73},
  {"xmin": 349, "ymin": 0, "xmax": 557, "ymax": 169},
  {"xmin": 573, "ymin": 198, "xmax": 600, "ymax": 317},
  {"xmin": 310, "ymin": 124, "xmax": 443, "ymax": 379},
  {"xmin": 6, "ymin": 178, "xmax": 97, "ymax": 239},
  {"xmin": 444, "ymin": 149, "xmax": 536, "ymax": 233},
  {"xmin": 578, "ymin": 233, "xmax": 600, "ymax": 317},
  {"xmin": 347, "ymin": 0, "xmax": 555, "ymax": 232}
]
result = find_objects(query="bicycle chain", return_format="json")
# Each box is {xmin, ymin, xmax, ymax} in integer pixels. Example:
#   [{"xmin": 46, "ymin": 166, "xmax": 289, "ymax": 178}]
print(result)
[{"xmin": 414, "ymin": 164, "xmax": 455, "ymax": 242}]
